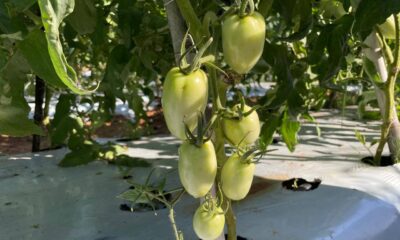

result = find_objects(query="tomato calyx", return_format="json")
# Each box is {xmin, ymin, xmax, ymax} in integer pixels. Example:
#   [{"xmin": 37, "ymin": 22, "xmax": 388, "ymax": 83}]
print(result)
[
  {"xmin": 184, "ymin": 113, "xmax": 218, "ymax": 147},
  {"xmin": 223, "ymin": 94, "xmax": 260, "ymax": 121},
  {"xmin": 178, "ymin": 28, "xmax": 214, "ymax": 75},
  {"xmin": 232, "ymin": 144, "xmax": 275, "ymax": 164},
  {"xmin": 238, "ymin": 0, "xmax": 255, "ymax": 18},
  {"xmin": 202, "ymin": 185, "xmax": 230, "ymax": 215}
]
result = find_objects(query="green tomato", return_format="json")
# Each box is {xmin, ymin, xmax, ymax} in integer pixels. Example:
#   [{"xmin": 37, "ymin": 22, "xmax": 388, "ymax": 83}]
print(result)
[
  {"xmin": 222, "ymin": 12, "xmax": 266, "ymax": 74},
  {"xmin": 222, "ymin": 104, "xmax": 260, "ymax": 146},
  {"xmin": 193, "ymin": 205, "xmax": 225, "ymax": 240},
  {"xmin": 178, "ymin": 140, "xmax": 217, "ymax": 198},
  {"xmin": 378, "ymin": 15, "xmax": 399, "ymax": 39},
  {"xmin": 162, "ymin": 67, "xmax": 208, "ymax": 140},
  {"xmin": 221, "ymin": 153, "xmax": 255, "ymax": 200}
]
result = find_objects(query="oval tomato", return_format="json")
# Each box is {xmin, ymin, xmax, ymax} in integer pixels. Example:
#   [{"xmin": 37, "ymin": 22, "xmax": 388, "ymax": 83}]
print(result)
[
  {"xmin": 193, "ymin": 205, "xmax": 225, "ymax": 240},
  {"xmin": 178, "ymin": 140, "xmax": 217, "ymax": 198},
  {"xmin": 162, "ymin": 67, "xmax": 208, "ymax": 140},
  {"xmin": 222, "ymin": 12, "xmax": 266, "ymax": 74},
  {"xmin": 222, "ymin": 104, "xmax": 260, "ymax": 146},
  {"xmin": 221, "ymin": 153, "xmax": 255, "ymax": 200}
]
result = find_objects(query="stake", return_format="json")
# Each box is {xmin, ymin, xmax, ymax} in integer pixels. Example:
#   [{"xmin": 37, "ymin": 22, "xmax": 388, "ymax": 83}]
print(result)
[{"xmin": 32, "ymin": 76, "xmax": 45, "ymax": 152}]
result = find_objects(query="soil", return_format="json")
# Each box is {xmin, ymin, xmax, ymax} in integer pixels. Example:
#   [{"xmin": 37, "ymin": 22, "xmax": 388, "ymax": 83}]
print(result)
[
  {"xmin": 0, "ymin": 135, "xmax": 51, "ymax": 155},
  {"xmin": 0, "ymin": 108, "xmax": 168, "ymax": 155},
  {"xmin": 361, "ymin": 155, "xmax": 394, "ymax": 166}
]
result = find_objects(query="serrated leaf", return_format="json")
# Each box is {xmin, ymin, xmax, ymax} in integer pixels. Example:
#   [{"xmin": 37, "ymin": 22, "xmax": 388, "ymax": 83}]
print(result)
[
  {"xmin": 118, "ymin": 189, "xmax": 153, "ymax": 204},
  {"xmin": 259, "ymin": 113, "xmax": 281, "ymax": 150},
  {"xmin": 281, "ymin": 111, "xmax": 300, "ymax": 152}
]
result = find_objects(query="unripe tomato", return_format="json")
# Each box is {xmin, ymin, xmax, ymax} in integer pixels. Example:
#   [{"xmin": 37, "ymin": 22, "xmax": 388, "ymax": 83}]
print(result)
[
  {"xmin": 378, "ymin": 15, "xmax": 399, "ymax": 39},
  {"xmin": 193, "ymin": 205, "xmax": 225, "ymax": 240},
  {"xmin": 222, "ymin": 104, "xmax": 260, "ymax": 146},
  {"xmin": 221, "ymin": 153, "xmax": 255, "ymax": 200},
  {"xmin": 222, "ymin": 12, "xmax": 266, "ymax": 74},
  {"xmin": 162, "ymin": 67, "xmax": 208, "ymax": 140},
  {"xmin": 178, "ymin": 140, "xmax": 217, "ymax": 198}
]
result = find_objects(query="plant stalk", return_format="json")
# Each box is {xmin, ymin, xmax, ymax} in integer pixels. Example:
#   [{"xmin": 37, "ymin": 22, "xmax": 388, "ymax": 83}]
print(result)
[
  {"xmin": 207, "ymin": 26, "xmax": 236, "ymax": 240},
  {"xmin": 168, "ymin": 208, "xmax": 183, "ymax": 240},
  {"xmin": 364, "ymin": 25, "xmax": 400, "ymax": 164}
]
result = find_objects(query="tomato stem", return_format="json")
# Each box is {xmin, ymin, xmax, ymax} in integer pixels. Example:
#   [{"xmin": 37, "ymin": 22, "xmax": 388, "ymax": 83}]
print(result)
[
  {"xmin": 373, "ymin": 15, "xmax": 400, "ymax": 164},
  {"xmin": 239, "ymin": 0, "xmax": 255, "ymax": 18},
  {"xmin": 169, "ymin": 208, "xmax": 184, "ymax": 240}
]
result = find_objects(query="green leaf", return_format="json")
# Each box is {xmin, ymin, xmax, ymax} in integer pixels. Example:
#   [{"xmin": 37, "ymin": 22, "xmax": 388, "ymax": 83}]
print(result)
[
  {"xmin": 66, "ymin": 0, "xmax": 97, "ymax": 34},
  {"xmin": 50, "ymin": 116, "xmax": 74, "ymax": 146},
  {"xmin": 275, "ymin": 0, "xmax": 313, "ymax": 42},
  {"xmin": 58, "ymin": 144, "xmax": 98, "ymax": 167},
  {"xmin": 0, "ymin": 51, "xmax": 42, "ymax": 136},
  {"xmin": 354, "ymin": 0, "xmax": 400, "ymax": 39},
  {"xmin": 355, "ymin": 130, "xmax": 366, "ymax": 145},
  {"xmin": 309, "ymin": 15, "xmax": 353, "ymax": 86},
  {"xmin": 281, "ymin": 111, "xmax": 300, "ymax": 152},
  {"xmin": 38, "ymin": 0, "xmax": 98, "ymax": 94},
  {"xmin": 0, "ymin": 2, "xmax": 29, "ymax": 34},
  {"xmin": 0, "ymin": 105, "xmax": 43, "ymax": 136},
  {"xmin": 52, "ymin": 94, "xmax": 75, "ymax": 128},
  {"xmin": 100, "ymin": 45, "xmax": 131, "ymax": 99},
  {"xmin": 5, "ymin": 0, "xmax": 36, "ymax": 12},
  {"xmin": 112, "ymin": 155, "xmax": 151, "ymax": 168},
  {"xmin": 19, "ymin": 29, "xmax": 66, "ymax": 88},
  {"xmin": 258, "ymin": 0, "xmax": 274, "ymax": 17},
  {"xmin": 259, "ymin": 112, "xmax": 281, "ymax": 150},
  {"xmin": 118, "ymin": 189, "xmax": 153, "ymax": 205}
]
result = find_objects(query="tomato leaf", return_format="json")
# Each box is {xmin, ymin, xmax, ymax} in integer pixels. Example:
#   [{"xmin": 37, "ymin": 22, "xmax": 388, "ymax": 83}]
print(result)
[
  {"xmin": 19, "ymin": 29, "xmax": 66, "ymax": 88},
  {"xmin": 259, "ymin": 112, "xmax": 281, "ymax": 150},
  {"xmin": 281, "ymin": 111, "xmax": 300, "ymax": 152},
  {"xmin": 38, "ymin": 0, "xmax": 98, "ymax": 94},
  {"xmin": 58, "ymin": 144, "xmax": 98, "ymax": 167},
  {"xmin": 112, "ymin": 155, "xmax": 151, "ymax": 168},
  {"xmin": 66, "ymin": 0, "xmax": 97, "ymax": 35},
  {"xmin": 275, "ymin": 0, "xmax": 313, "ymax": 42},
  {"xmin": 354, "ymin": 0, "xmax": 400, "ymax": 39},
  {"xmin": 0, "ymin": 105, "xmax": 43, "ymax": 136},
  {"xmin": 0, "ymin": 51, "xmax": 42, "ymax": 136}
]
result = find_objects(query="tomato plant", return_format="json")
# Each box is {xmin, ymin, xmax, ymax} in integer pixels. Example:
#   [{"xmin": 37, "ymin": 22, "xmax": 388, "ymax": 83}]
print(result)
[{"xmin": 2, "ymin": 0, "xmax": 400, "ymax": 239}]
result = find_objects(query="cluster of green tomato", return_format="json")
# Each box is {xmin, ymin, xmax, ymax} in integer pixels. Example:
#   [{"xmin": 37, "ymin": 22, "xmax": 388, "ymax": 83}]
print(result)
[{"xmin": 161, "ymin": 5, "xmax": 266, "ymax": 240}]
